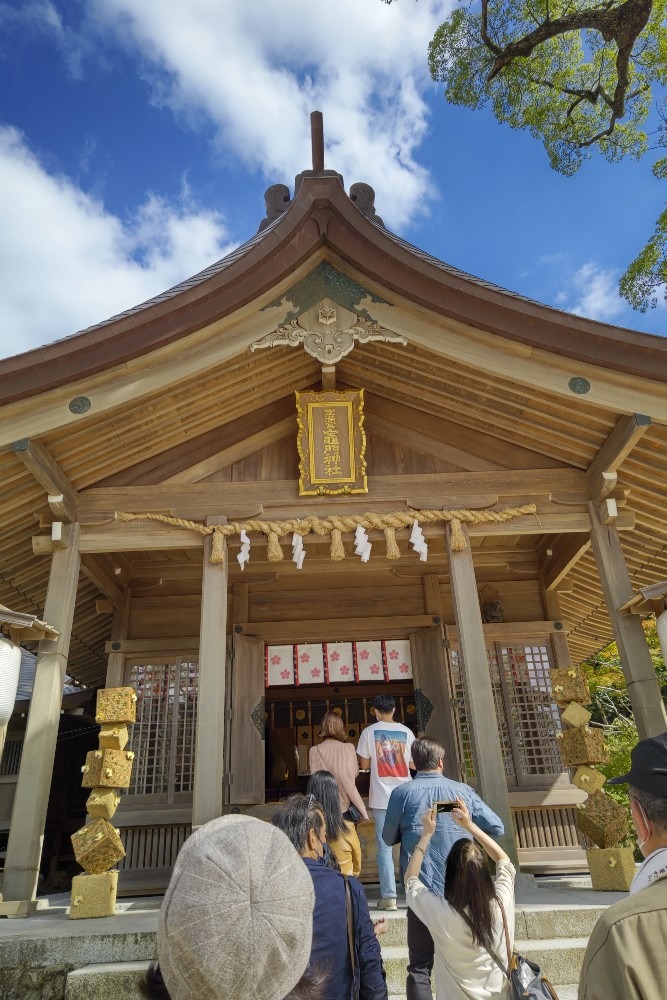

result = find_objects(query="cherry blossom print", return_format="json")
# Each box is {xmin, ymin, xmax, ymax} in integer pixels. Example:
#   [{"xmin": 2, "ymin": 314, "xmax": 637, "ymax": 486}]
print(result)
[
  {"xmin": 271, "ymin": 655, "xmax": 281, "ymax": 665},
  {"xmin": 388, "ymin": 649, "xmax": 399, "ymax": 660},
  {"xmin": 311, "ymin": 668, "xmax": 321, "ymax": 678},
  {"xmin": 399, "ymin": 663, "xmax": 409, "ymax": 674},
  {"xmin": 340, "ymin": 665, "xmax": 350, "ymax": 676},
  {"xmin": 359, "ymin": 649, "xmax": 370, "ymax": 660},
  {"xmin": 330, "ymin": 651, "xmax": 340, "ymax": 662},
  {"xmin": 280, "ymin": 669, "xmax": 291, "ymax": 680},
  {"xmin": 300, "ymin": 652, "xmax": 311, "ymax": 663},
  {"xmin": 370, "ymin": 664, "xmax": 380, "ymax": 675}
]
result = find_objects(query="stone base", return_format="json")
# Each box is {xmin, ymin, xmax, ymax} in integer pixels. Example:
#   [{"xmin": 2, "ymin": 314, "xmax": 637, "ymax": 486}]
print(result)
[
  {"xmin": 586, "ymin": 848, "xmax": 636, "ymax": 892},
  {"xmin": 70, "ymin": 871, "xmax": 118, "ymax": 919}
]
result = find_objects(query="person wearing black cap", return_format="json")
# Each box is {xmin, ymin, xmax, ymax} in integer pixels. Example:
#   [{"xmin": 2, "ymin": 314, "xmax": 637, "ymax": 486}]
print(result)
[{"xmin": 579, "ymin": 731, "xmax": 667, "ymax": 1000}]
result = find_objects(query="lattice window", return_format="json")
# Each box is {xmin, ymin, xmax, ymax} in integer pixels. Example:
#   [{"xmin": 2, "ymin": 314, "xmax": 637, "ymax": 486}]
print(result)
[
  {"xmin": 498, "ymin": 645, "xmax": 563, "ymax": 778},
  {"xmin": 0, "ymin": 737, "xmax": 23, "ymax": 776},
  {"xmin": 127, "ymin": 660, "xmax": 199, "ymax": 800},
  {"xmin": 450, "ymin": 643, "xmax": 562, "ymax": 786}
]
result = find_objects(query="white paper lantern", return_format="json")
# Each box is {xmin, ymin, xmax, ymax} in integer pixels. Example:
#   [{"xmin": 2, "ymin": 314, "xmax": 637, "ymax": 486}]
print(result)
[{"xmin": 0, "ymin": 638, "xmax": 22, "ymax": 727}]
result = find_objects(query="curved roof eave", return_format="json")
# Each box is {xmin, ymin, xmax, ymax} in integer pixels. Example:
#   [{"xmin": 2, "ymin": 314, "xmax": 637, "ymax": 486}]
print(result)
[{"xmin": 0, "ymin": 174, "xmax": 665, "ymax": 407}]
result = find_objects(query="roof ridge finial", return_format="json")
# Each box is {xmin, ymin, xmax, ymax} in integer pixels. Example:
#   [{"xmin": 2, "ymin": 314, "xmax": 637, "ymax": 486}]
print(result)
[{"xmin": 311, "ymin": 110, "xmax": 324, "ymax": 172}]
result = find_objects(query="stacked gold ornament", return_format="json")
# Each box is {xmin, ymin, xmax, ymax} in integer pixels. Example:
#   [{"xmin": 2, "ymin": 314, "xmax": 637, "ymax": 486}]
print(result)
[
  {"xmin": 553, "ymin": 667, "xmax": 635, "ymax": 890},
  {"xmin": 69, "ymin": 687, "xmax": 137, "ymax": 918}
]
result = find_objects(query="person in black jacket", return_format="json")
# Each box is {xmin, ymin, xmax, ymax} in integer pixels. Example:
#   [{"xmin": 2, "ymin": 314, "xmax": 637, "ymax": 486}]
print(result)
[{"xmin": 273, "ymin": 794, "xmax": 388, "ymax": 1000}]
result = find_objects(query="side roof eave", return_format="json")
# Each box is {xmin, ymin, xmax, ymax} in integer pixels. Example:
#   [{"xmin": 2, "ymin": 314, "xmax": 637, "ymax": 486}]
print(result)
[{"xmin": 1, "ymin": 174, "xmax": 666, "ymax": 408}]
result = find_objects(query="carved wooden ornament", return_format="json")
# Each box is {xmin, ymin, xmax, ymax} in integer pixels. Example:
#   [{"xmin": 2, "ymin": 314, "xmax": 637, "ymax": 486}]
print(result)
[{"xmin": 296, "ymin": 389, "xmax": 367, "ymax": 496}]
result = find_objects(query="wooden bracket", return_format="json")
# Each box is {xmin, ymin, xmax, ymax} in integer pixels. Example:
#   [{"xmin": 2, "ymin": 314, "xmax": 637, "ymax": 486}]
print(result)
[
  {"xmin": 587, "ymin": 414, "xmax": 651, "ymax": 500},
  {"xmin": 599, "ymin": 498, "xmax": 618, "ymax": 525}
]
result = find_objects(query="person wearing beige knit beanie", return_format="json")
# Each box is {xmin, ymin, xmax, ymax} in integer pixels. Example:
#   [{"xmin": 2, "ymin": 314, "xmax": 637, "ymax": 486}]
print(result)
[{"xmin": 139, "ymin": 814, "xmax": 320, "ymax": 1000}]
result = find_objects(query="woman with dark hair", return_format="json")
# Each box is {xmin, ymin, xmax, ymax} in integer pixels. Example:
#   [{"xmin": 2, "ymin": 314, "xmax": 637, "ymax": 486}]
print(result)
[
  {"xmin": 272, "ymin": 794, "xmax": 387, "ymax": 1000},
  {"xmin": 309, "ymin": 711, "xmax": 369, "ymax": 822},
  {"xmin": 404, "ymin": 799, "xmax": 515, "ymax": 999},
  {"xmin": 307, "ymin": 769, "xmax": 362, "ymax": 877}
]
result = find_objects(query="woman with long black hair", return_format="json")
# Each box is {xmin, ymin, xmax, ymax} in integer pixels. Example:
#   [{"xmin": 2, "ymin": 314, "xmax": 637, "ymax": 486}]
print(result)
[
  {"xmin": 306, "ymin": 769, "xmax": 362, "ymax": 877},
  {"xmin": 404, "ymin": 799, "xmax": 515, "ymax": 999}
]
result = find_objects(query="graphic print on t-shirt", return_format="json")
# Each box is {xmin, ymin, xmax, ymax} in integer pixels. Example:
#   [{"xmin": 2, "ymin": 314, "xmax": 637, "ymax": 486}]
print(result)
[{"xmin": 374, "ymin": 729, "xmax": 409, "ymax": 779}]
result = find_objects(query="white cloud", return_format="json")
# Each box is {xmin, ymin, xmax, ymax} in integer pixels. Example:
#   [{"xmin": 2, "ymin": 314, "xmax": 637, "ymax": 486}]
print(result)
[
  {"xmin": 0, "ymin": 127, "xmax": 235, "ymax": 358},
  {"xmin": 555, "ymin": 261, "xmax": 626, "ymax": 323},
  {"xmin": 87, "ymin": 0, "xmax": 447, "ymax": 230}
]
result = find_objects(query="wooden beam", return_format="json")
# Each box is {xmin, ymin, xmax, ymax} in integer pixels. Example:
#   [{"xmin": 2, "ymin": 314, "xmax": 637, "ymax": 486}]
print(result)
[
  {"xmin": 12, "ymin": 438, "xmax": 77, "ymax": 522},
  {"xmin": 35, "ymin": 505, "xmax": 634, "ymax": 558},
  {"xmin": 2, "ymin": 523, "xmax": 81, "ymax": 904},
  {"xmin": 163, "ymin": 416, "xmax": 294, "ymax": 484},
  {"xmin": 80, "ymin": 553, "xmax": 126, "ymax": 607},
  {"xmin": 541, "ymin": 533, "xmax": 591, "ymax": 591},
  {"xmin": 445, "ymin": 522, "xmax": 517, "ymax": 863},
  {"xmin": 12, "ymin": 438, "xmax": 78, "ymax": 522},
  {"xmin": 33, "ymin": 507, "xmax": 634, "ymax": 558},
  {"xmin": 365, "ymin": 393, "xmax": 567, "ymax": 470},
  {"xmin": 587, "ymin": 413, "xmax": 651, "ymax": 499},
  {"xmin": 193, "ymin": 517, "xmax": 229, "ymax": 827},
  {"xmin": 78, "ymin": 469, "xmax": 589, "ymax": 517},
  {"xmin": 95, "ymin": 396, "xmax": 297, "ymax": 487},
  {"xmin": 588, "ymin": 500, "xmax": 667, "ymax": 739},
  {"xmin": 106, "ymin": 591, "xmax": 131, "ymax": 687},
  {"xmin": 236, "ymin": 615, "xmax": 439, "ymax": 642},
  {"xmin": 321, "ymin": 365, "xmax": 336, "ymax": 390},
  {"xmin": 447, "ymin": 620, "xmax": 568, "ymax": 641},
  {"xmin": 365, "ymin": 412, "xmax": 503, "ymax": 472}
]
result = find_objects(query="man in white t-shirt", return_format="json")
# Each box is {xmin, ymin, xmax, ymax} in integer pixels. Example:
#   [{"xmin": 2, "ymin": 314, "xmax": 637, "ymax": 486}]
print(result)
[{"xmin": 357, "ymin": 694, "xmax": 415, "ymax": 909}]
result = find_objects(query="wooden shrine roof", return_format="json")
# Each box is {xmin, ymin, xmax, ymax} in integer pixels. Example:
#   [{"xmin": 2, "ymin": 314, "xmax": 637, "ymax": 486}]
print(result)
[{"xmin": 0, "ymin": 172, "xmax": 665, "ymax": 686}]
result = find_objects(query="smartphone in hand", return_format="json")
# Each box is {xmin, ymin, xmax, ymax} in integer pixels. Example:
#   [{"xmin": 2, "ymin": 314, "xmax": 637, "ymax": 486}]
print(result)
[{"xmin": 435, "ymin": 800, "xmax": 458, "ymax": 814}]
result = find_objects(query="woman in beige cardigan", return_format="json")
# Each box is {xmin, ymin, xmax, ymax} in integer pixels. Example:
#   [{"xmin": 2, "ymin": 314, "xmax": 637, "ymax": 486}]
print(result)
[{"xmin": 309, "ymin": 711, "xmax": 369, "ymax": 823}]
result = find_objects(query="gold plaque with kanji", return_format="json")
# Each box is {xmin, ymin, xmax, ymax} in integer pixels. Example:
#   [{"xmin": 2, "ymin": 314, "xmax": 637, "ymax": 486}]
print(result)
[{"xmin": 296, "ymin": 389, "xmax": 367, "ymax": 495}]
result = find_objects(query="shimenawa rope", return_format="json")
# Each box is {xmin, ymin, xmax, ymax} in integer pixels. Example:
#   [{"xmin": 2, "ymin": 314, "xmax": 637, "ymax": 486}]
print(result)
[{"xmin": 116, "ymin": 505, "xmax": 537, "ymax": 565}]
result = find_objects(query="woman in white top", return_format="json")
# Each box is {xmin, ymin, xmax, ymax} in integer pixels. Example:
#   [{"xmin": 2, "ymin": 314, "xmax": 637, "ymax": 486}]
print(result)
[{"xmin": 405, "ymin": 799, "xmax": 515, "ymax": 1000}]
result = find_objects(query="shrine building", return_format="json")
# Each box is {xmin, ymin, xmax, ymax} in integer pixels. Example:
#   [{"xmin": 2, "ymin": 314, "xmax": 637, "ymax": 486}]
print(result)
[{"xmin": 1, "ymin": 117, "xmax": 667, "ymax": 904}]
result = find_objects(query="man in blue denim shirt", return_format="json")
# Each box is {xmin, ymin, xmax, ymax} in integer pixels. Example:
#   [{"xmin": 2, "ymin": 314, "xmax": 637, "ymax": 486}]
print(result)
[{"xmin": 383, "ymin": 737, "xmax": 504, "ymax": 1000}]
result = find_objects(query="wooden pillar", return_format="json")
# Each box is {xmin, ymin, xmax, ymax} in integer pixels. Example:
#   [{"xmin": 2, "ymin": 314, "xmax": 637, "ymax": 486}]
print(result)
[
  {"xmin": 2, "ymin": 524, "xmax": 81, "ymax": 904},
  {"xmin": 192, "ymin": 517, "xmax": 228, "ymax": 829},
  {"xmin": 105, "ymin": 590, "xmax": 130, "ymax": 688},
  {"xmin": 588, "ymin": 501, "xmax": 667, "ymax": 739},
  {"xmin": 446, "ymin": 524, "xmax": 518, "ymax": 864}
]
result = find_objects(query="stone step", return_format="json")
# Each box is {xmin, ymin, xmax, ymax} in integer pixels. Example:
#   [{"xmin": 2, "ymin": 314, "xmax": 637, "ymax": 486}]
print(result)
[
  {"xmin": 65, "ymin": 962, "xmax": 147, "ymax": 999},
  {"xmin": 370, "ymin": 903, "xmax": 607, "ymax": 944},
  {"xmin": 381, "ymin": 937, "xmax": 588, "ymax": 990},
  {"xmin": 64, "ymin": 954, "xmax": 583, "ymax": 999}
]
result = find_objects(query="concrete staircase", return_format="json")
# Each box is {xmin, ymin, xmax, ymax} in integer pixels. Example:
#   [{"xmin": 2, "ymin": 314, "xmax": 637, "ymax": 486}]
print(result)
[{"xmin": 0, "ymin": 885, "xmax": 617, "ymax": 998}]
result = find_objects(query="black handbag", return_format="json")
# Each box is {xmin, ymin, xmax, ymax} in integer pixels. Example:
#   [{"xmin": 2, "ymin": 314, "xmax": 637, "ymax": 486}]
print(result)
[
  {"xmin": 489, "ymin": 900, "xmax": 559, "ymax": 1000},
  {"xmin": 346, "ymin": 801, "xmax": 363, "ymax": 824}
]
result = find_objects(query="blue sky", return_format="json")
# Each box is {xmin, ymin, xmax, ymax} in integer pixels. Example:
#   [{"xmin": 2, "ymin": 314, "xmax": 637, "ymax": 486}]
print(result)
[{"xmin": 0, "ymin": 0, "xmax": 665, "ymax": 360}]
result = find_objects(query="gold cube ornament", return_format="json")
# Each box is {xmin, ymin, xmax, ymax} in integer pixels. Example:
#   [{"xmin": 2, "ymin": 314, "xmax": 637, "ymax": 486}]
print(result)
[
  {"xmin": 98, "ymin": 724, "xmax": 129, "ymax": 751},
  {"xmin": 69, "ymin": 871, "xmax": 119, "ymax": 919},
  {"xmin": 81, "ymin": 748, "xmax": 135, "ymax": 789},
  {"xmin": 558, "ymin": 726, "xmax": 608, "ymax": 767},
  {"xmin": 586, "ymin": 848, "xmax": 636, "ymax": 892},
  {"xmin": 86, "ymin": 787, "xmax": 122, "ymax": 821},
  {"xmin": 550, "ymin": 667, "xmax": 591, "ymax": 708},
  {"xmin": 96, "ymin": 687, "xmax": 137, "ymax": 725},
  {"xmin": 71, "ymin": 818, "xmax": 125, "ymax": 874},
  {"xmin": 561, "ymin": 702, "xmax": 592, "ymax": 728},
  {"xmin": 576, "ymin": 791, "xmax": 629, "ymax": 849},
  {"xmin": 573, "ymin": 765, "xmax": 607, "ymax": 794}
]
